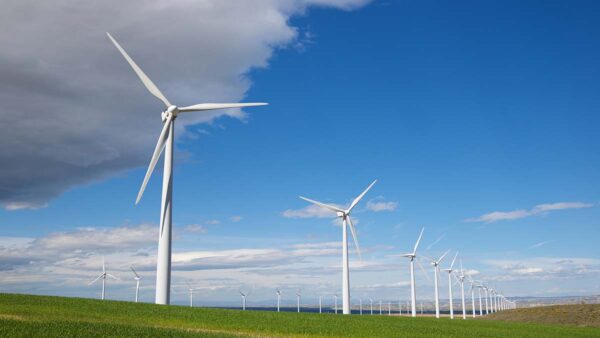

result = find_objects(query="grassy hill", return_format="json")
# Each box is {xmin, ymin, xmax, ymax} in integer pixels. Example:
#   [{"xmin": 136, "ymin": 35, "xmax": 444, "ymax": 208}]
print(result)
[
  {"xmin": 1, "ymin": 293, "xmax": 599, "ymax": 337},
  {"xmin": 485, "ymin": 303, "xmax": 600, "ymax": 328}
]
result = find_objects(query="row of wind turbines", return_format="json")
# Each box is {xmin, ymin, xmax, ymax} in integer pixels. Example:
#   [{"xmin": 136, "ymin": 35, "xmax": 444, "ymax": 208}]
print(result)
[{"xmin": 101, "ymin": 33, "xmax": 516, "ymax": 316}]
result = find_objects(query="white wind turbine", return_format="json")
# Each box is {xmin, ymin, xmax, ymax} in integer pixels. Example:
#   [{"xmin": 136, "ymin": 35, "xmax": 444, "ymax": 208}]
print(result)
[
  {"xmin": 369, "ymin": 298, "xmax": 374, "ymax": 315},
  {"xmin": 334, "ymin": 294, "xmax": 339, "ymax": 314},
  {"xmin": 187, "ymin": 283, "xmax": 196, "ymax": 308},
  {"xmin": 442, "ymin": 252, "xmax": 458, "ymax": 319},
  {"xmin": 474, "ymin": 280, "xmax": 484, "ymax": 316},
  {"xmin": 455, "ymin": 261, "xmax": 467, "ymax": 320},
  {"xmin": 401, "ymin": 227, "xmax": 426, "ymax": 317},
  {"xmin": 276, "ymin": 289, "xmax": 281, "ymax": 312},
  {"xmin": 466, "ymin": 275, "xmax": 476, "ymax": 318},
  {"xmin": 359, "ymin": 298, "xmax": 363, "ymax": 315},
  {"xmin": 240, "ymin": 291, "xmax": 248, "ymax": 311},
  {"xmin": 296, "ymin": 290, "xmax": 301, "ymax": 313},
  {"xmin": 130, "ymin": 266, "xmax": 141, "ymax": 303},
  {"xmin": 482, "ymin": 283, "xmax": 490, "ymax": 314},
  {"xmin": 107, "ymin": 33, "xmax": 267, "ymax": 305},
  {"xmin": 424, "ymin": 250, "xmax": 449, "ymax": 318},
  {"xmin": 299, "ymin": 180, "xmax": 376, "ymax": 315},
  {"xmin": 88, "ymin": 257, "xmax": 119, "ymax": 300}
]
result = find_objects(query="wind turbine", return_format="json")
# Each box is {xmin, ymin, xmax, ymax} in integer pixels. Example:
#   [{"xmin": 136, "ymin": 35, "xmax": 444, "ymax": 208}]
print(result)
[
  {"xmin": 319, "ymin": 295, "xmax": 322, "ymax": 314},
  {"xmin": 107, "ymin": 33, "xmax": 267, "ymax": 305},
  {"xmin": 296, "ymin": 290, "xmax": 301, "ymax": 313},
  {"xmin": 276, "ymin": 289, "xmax": 281, "ymax": 312},
  {"xmin": 359, "ymin": 298, "xmax": 363, "ymax": 315},
  {"xmin": 334, "ymin": 294, "xmax": 339, "ymax": 314},
  {"xmin": 456, "ymin": 260, "xmax": 467, "ymax": 320},
  {"xmin": 466, "ymin": 275, "xmax": 476, "ymax": 318},
  {"xmin": 187, "ymin": 283, "xmax": 196, "ymax": 308},
  {"xmin": 131, "ymin": 266, "xmax": 141, "ymax": 303},
  {"xmin": 482, "ymin": 283, "xmax": 490, "ymax": 314},
  {"xmin": 475, "ymin": 281, "xmax": 484, "ymax": 316},
  {"xmin": 424, "ymin": 250, "xmax": 449, "ymax": 318},
  {"xmin": 89, "ymin": 257, "xmax": 119, "ymax": 300},
  {"xmin": 379, "ymin": 300, "xmax": 382, "ymax": 315},
  {"xmin": 369, "ymin": 298, "xmax": 374, "ymax": 315},
  {"xmin": 401, "ymin": 227, "xmax": 426, "ymax": 317},
  {"xmin": 443, "ymin": 252, "xmax": 458, "ymax": 319},
  {"xmin": 239, "ymin": 291, "xmax": 248, "ymax": 311},
  {"xmin": 300, "ymin": 180, "xmax": 376, "ymax": 314}
]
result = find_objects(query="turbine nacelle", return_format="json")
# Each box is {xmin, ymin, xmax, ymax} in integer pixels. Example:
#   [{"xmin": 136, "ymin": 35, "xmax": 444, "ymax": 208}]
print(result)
[{"xmin": 336, "ymin": 211, "xmax": 345, "ymax": 217}]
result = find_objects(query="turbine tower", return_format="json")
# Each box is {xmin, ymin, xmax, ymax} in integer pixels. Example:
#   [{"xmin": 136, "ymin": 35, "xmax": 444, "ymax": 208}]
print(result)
[
  {"xmin": 443, "ymin": 252, "xmax": 458, "ymax": 319},
  {"xmin": 296, "ymin": 290, "xmax": 301, "ymax": 313},
  {"xmin": 130, "ymin": 266, "xmax": 141, "ymax": 303},
  {"xmin": 424, "ymin": 250, "xmax": 449, "ymax": 318},
  {"xmin": 455, "ymin": 260, "xmax": 467, "ymax": 320},
  {"xmin": 299, "ymin": 180, "xmax": 376, "ymax": 314},
  {"xmin": 187, "ymin": 284, "xmax": 195, "ymax": 307},
  {"xmin": 276, "ymin": 289, "xmax": 281, "ymax": 312},
  {"xmin": 240, "ymin": 291, "xmax": 247, "ymax": 311},
  {"xmin": 107, "ymin": 33, "xmax": 267, "ymax": 305},
  {"xmin": 88, "ymin": 257, "xmax": 119, "ymax": 300},
  {"xmin": 401, "ymin": 227, "xmax": 425, "ymax": 317}
]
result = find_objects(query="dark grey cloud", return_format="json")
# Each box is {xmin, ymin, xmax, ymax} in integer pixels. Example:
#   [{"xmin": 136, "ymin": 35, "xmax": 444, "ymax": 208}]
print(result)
[{"xmin": 0, "ymin": 0, "xmax": 371, "ymax": 210}]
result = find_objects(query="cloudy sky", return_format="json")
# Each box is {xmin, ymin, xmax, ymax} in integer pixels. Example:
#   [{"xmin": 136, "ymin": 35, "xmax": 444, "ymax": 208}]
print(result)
[{"xmin": 1, "ymin": 0, "xmax": 599, "ymax": 307}]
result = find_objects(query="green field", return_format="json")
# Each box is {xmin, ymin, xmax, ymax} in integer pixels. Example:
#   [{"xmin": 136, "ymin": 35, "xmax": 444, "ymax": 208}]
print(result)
[{"xmin": 0, "ymin": 294, "xmax": 599, "ymax": 337}]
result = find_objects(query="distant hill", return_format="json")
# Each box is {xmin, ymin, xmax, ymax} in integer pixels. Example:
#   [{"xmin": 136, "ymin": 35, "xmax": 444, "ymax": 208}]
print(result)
[{"xmin": 486, "ymin": 304, "xmax": 600, "ymax": 328}]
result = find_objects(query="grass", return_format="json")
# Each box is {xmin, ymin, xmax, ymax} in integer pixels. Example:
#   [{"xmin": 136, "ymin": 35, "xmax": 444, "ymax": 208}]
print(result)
[
  {"xmin": 485, "ymin": 304, "xmax": 600, "ymax": 328},
  {"xmin": 0, "ymin": 293, "xmax": 599, "ymax": 337}
]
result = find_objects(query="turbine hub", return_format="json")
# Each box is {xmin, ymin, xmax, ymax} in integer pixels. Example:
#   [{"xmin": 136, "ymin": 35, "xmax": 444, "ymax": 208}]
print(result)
[{"xmin": 336, "ymin": 211, "xmax": 345, "ymax": 217}]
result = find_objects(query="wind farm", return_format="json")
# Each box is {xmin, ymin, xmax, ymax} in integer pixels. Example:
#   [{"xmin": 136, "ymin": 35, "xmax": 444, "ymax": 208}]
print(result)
[{"xmin": 1, "ymin": 1, "xmax": 599, "ymax": 337}]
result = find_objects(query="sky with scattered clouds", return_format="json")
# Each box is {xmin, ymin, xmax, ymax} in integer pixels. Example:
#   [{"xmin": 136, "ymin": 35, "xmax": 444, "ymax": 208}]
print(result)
[{"xmin": 1, "ymin": 0, "xmax": 599, "ymax": 306}]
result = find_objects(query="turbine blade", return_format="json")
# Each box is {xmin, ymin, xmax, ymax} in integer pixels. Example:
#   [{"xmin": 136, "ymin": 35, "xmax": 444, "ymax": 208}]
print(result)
[
  {"xmin": 106, "ymin": 33, "xmax": 171, "ymax": 108},
  {"xmin": 299, "ymin": 196, "xmax": 344, "ymax": 213},
  {"xmin": 106, "ymin": 274, "xmax": 120, "ymax": 281},
  {"xmin": 88, "ymin": 274, "xmax": 103, "ymax": 285},
  {"xmin": 347, "ymin": 216, "xmax": 362, "ymax": 260},
  {"xmin": 135, "ymin": 114, "xmax": 174, "ymax": 204},
  {"xmin": 450, "ymin": 252, "xmax": 459, "ymax": 270},
  {"xmin": 416, "ymin": 259, "xmax": 431, "ymax": 282},
  {"xmin": 438, "ymin": 250, "xmax": 450, "ymax": 263},
  {"xmin": 179, "ymin": 102, "xmax": 268, "ymax": 112},
  {"xmin": 102, "ymin": 257, "xmax": 105, "ymax": 274},
  {"xmin": 347, "ymin": 180, "xmax": 377, "ymax": 213},
  {"xmin": 130, "ymin": 266, "xmax": 140, "ymax": 279},
  {"xmin": 413, "ymin": 227, "xmax": 425, "ymax": 254}
]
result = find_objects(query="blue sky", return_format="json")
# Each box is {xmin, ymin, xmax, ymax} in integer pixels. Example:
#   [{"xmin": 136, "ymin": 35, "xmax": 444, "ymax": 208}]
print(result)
[{"xmin": 0, "ymin": 0, "xmax": 599, "ymax": 306}]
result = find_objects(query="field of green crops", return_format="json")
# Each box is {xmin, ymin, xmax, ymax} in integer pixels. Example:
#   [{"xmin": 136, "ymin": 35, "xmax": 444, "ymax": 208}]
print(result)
[{"xmin": 0, "ymin": 293, "xmax": 598, "ymax": 337}]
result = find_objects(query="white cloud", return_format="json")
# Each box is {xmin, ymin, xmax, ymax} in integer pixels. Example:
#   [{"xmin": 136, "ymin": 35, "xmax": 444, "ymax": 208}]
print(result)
[
  {"xmin": 184, "ymin": 224, "xmax": 208, "ymax": 234},
  {"xmin": 204, "ymin": 220, "xmax": 221, "ymax": 225},
  {"xmin": 282, "ymin": 203, "xmax": 340, "ymax": 218},
  {"xmin": 366, "ymin": 199, "xmax": 398, "ymax": 212},
  {"xmin": 230, "ymin": 216, "xmax": 243, "ymax": 222},
  {"xmin": 0, "ymin": 0, "xmax": 372, "ymax": 210},
  {"xmin": 466, "ymin": 202, "xmax": 593, "ymax": 223}
]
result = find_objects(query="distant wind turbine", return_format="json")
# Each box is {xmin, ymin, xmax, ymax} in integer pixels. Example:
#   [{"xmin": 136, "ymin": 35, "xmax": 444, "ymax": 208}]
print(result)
[
  {"xmin": 296, "ymin": 290, "xmax": 301, "ymax": 313},
  {"xmin": 300, "ymin": 180, "xmax": 376, "ymax": 314},
  {"xmin": 456, "ymin": 260, "xmax": 467, "ymax": 320},
  {"xmin": 442, "ymin": 252, "xmax": 458, "ymax": 319},
  {"xmin": 401, "ymin": 227, "xmax": 426, "ymax": 317},
  {"xmin": 424, "ymin": 250, "xmax": 449, "ymax": 318},
  {"xmin": 107, "ymin": 33, "xmax": 267, "ymax": 305},
  {"xmin": 130, "ymin": 266, "xmax": 141, "ymax": 303},
  {"xmin": 88, "ymin": 258, "xmax": 119, "ymax": 300},
  {"xmin": 240, "ymin": 291, "xmax": 248, "ymax": 311},
  {"xmin": 187, "ymin": 283, "xmax": 196, "ymax": 307},
  {"xmin": 276, "ymin": 289, "xmax": 281, "ymax": 312},
  {"xmin": 369, "ymin": 298, "xmax": 374, "ymax": 315}
]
